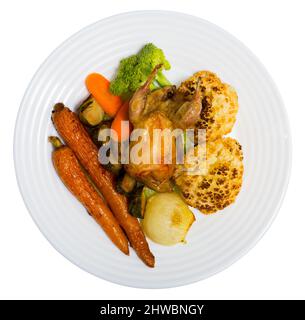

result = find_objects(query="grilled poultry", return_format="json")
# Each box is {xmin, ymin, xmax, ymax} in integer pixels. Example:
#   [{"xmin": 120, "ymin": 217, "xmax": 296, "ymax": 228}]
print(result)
[
  {"xmin": 126, "ymin": 66, "xmax": 243, "ymax": 215},
  {"xmin": 126, "ymin": 66, "xmax": 203, "ymax": 192}
]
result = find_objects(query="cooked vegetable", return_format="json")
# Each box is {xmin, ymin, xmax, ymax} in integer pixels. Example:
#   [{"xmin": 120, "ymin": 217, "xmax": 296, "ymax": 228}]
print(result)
[
  {"xmin": 79, "ymin": 95, "xmax": 104, "ymax": 126},
  {"xmin": 104, "ymin": 163, "xmax": 122, "ymax": 176},
  {"xmin": 128, "ymin": 185, "xmax": 156, "ymax": 219},
  {"xmin": 111, "ymin": 101, "xmax": 132, "ymax": 141},
  {"xmin": 142, "ymin": 193, "xmax": 195, "ymax": 246},
  {"xmin": 52, "ymin": 104, "xmax": 155, "ymax": 267},
  {"xmin": 141, "ymin": 186, "xmax": 156, "ymax": 218},
  {"xmin": 142, "ymin": 186, "xmax": 156, "ymax": 199},
  {"xmin": 128, "ymin": 185, "xmax": 144, "ymax": 219},
  {"xmin": 178, "ymin": 70, "xmax": 239, "ymax": 141},
  {"xmin": 174, "ymin": 138, "xmax": 244, "ymax": 214},
  {"xmin": 110, "ymin": 43, "xmax": 171, "ymax": 98},
  {"xmin": 120, "ymin": 173, "xmax": 136, "ymax": 193},
  {"xmin": 48, "ymin": 136, "xmax": 129, "ymax": 255},
  {"xmin": 85, "ymin": 73, "xmax": 122, "ymax": 117},
  {"xmin": 86, "ymin": 121, "xmax": 112, "ymax": 148}
]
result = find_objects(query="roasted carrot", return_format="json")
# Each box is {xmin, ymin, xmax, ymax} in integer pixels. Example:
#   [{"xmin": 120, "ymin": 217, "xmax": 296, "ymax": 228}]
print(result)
[
  {"xmin": 49, "ymin": 136, "xmax": 129, "ymax": 255},
  {"xmin": 52, "ymin": 104, "xmax": 155, "ymax": 267},
  {"xmin": 111, "ymin": 101, "xmax": 132, "ymax": 141},
  {"xmin": 85, "ymin": 73, "xmax": 122, "ymax": 117}
]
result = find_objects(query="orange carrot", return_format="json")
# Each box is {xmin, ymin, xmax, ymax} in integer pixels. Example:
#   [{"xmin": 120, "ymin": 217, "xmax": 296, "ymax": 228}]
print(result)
[
  {"xmin": 85, "ymin": 73, "xmax": 122, "ymax": 117},
  {"xmin": 111, "ymin": 101, "xmax": 132, "ymax": 141},
  {"xmin": 49, "ymin": 136, "xmax": 129, "ymax": 255},
  {"xmin": 52, "ymin": 105, "xmax": 155, "ymax": 267}
]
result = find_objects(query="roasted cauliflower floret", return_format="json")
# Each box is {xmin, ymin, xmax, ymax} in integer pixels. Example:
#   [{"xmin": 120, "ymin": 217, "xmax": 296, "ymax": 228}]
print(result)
[
  {"xmin": 174, "ymin": 137, "xmax": 244, "ymax": 214},
  {"xmin": 178, "ymin": 71, "xmax": 238, "ymax": 141}
]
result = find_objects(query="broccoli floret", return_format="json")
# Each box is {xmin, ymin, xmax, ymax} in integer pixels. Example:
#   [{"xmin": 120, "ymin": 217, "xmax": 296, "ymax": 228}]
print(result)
[{"xmin": 110, "ymin": 43, "xmax": 171, "ymax": 98}]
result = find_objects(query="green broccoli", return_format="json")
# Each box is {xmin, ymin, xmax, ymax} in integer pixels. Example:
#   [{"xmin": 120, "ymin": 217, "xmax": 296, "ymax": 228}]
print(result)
[{"xmin": 110, "ymin": 43, "xmax": 171, "ymax": 98}]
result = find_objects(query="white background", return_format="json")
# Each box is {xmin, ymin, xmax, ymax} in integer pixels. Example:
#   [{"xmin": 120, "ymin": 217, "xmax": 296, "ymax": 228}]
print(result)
[{"xmin": 0, "ymin": 0, "xmax": 304, "ymax": 299}]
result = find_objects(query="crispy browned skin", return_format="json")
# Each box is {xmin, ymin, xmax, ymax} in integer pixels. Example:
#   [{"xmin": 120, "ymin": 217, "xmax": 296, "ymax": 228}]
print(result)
[
  {"xmin": 52, "ymin": 104, "xmax": 155, "ymax": 267},
  {"xmin": 51, "ymin": 143, "xmax": 129, "ymax": 254},
  {"xmin": 127, "ymin": 66, "xmax": 176, "ymax": 192},
  {"xmin": 125, "ymin": 111, "xmax": 175, "ymax": 192}
]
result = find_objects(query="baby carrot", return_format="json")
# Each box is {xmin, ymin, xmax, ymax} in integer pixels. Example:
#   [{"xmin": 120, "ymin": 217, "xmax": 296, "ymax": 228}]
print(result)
[
  {"xmin": 52, "ymin": 105, "xmax": 155, "ymax": 267},
  {"xmin": 111, "ymin": 101, "xmax": 132, "ymax": 142},
  {"xmin": 49, "ymin": 136, "xmax": 129, "ymax": 255},
  {"xmin": 85, "ymin": 73, "xmax": 122, "ymax": 117}
]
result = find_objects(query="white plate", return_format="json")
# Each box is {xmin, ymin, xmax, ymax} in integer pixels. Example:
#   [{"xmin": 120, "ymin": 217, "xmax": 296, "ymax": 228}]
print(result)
[{"xmin": 14, "ymin": 11, "xmax": 291, "ymax": 288}]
